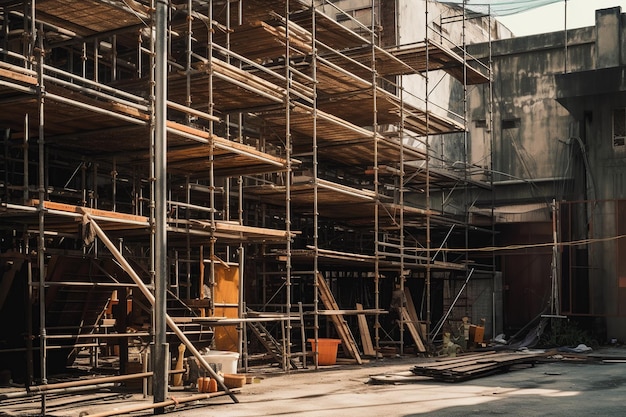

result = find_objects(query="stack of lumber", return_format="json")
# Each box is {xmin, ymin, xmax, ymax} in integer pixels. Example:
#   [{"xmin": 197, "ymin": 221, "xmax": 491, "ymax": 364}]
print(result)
[{"xmin": 410, "ymin": 350, "xmax": 550, "ymax": 382}]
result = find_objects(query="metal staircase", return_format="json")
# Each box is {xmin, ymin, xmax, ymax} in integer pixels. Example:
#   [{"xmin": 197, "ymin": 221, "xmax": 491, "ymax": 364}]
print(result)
[{"xmin": 246, "ymin": 309, "xmax": 299, "ymax": 370}]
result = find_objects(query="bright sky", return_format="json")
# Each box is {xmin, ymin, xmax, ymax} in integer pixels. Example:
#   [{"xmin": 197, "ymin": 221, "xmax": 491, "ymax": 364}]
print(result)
[{"xmin": 497, "ymin": 0, "xmax": 626, "ymax": 36}]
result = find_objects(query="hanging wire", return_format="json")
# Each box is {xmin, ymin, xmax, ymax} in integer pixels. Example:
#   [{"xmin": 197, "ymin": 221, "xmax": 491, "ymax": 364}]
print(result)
[
  {"xmin": 438, "ymin": 233, "xmax": 626, "ymax": 252},
  {"xmin": 442, "ymin": 0, "xmax": 563, "ymax": 16}
]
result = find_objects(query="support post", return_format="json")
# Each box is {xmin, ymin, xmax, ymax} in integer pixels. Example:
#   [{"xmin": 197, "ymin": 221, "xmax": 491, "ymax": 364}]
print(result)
[{"xmin": 154, "ymin": 0, "xmax": 168, "ymax": 411}]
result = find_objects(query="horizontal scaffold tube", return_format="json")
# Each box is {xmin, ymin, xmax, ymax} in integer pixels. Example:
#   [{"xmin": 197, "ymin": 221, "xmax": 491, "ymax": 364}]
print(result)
[
  {"xmin": 84, "ymin": 391, "xmax": 232, "ymax": 417},
  {"xmin": 0, "ymin": 383, "xmax": 115, "ymax": 400},
  {"xmin": 28, "ymin": 372, "xmax": 153, "ymax": 393}
]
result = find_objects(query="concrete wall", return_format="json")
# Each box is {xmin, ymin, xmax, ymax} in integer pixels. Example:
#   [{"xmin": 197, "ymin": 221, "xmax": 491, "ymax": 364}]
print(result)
[
  {"xmin": 467, "ymin": 6, "xmax": 626, "ymax": 340},
  {"xmin": 466, "ymin": 27, "xmax": 596, "ymax": 191}
]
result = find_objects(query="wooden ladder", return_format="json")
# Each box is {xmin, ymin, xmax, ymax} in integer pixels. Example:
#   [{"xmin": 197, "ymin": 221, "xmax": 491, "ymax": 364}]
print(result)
[{"xmin": 316, "ymin": 273, "xmax": 363, "ymax": 364}]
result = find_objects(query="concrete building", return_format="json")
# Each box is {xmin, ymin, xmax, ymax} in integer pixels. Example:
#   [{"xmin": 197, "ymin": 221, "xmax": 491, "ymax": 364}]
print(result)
[
  {"xmin": 465, "ymin": 5, "xmax": 626, "ymax": 341},
  {"xmin": 0, "ymin": 0, "xmax": 624, "ymax": 414}
]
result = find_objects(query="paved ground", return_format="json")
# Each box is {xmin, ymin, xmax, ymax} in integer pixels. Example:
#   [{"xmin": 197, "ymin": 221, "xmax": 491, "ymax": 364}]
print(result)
[
  {"xmin": 2, "ymin": 349, "xmax": 626, "ymax": 416},
  {"xmin": 174, "ymin": 355, "xmax": 626, "ymax": 417}
]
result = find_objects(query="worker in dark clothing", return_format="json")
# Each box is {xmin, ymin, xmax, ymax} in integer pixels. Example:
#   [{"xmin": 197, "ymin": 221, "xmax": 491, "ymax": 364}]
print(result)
[{"xmin": 388, "ymin": 283, "xmax": 404, "ymax": 324}]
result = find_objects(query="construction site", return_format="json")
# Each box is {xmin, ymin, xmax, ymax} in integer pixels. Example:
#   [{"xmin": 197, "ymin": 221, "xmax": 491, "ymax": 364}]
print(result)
[{"xmin": 1, "ymin": 0, "xmax": 626, "ymax": 415}]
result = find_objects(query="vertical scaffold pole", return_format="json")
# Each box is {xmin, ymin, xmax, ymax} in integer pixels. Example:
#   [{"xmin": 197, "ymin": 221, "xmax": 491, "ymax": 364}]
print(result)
[
  {"xmin": 35, "ymin": 13, "xmax": 48, "ymax": 416},
  {"xmin": 153, "ymin": 0, "xmax": 169, "ymax": 412}
]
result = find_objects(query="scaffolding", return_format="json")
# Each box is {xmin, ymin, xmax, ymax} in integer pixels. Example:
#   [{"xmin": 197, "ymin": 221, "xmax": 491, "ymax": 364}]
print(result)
[{"xmin": 0, "ymin": 0, "xmax": 496, "ymax": 413}]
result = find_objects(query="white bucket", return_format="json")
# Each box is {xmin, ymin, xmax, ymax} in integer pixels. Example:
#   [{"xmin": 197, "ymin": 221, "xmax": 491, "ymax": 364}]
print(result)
[{"xmin": 201, "ymin": 350, "xmax": 240, "ymax": 374}]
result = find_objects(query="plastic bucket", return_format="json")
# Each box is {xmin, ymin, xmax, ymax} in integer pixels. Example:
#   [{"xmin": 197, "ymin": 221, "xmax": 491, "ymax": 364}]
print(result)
[
  {"xmin": 308, "ymin": 338, "xmax": 341, "ymax": 365},
  {"xmin": 201, "ymin": 350, "xmax": 240, "ymax": 374}
]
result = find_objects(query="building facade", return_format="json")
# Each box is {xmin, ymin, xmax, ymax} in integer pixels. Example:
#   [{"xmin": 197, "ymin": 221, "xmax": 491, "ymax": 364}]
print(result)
[{"xmin": 466, "ymin": 6, "xmax": 626, "ymax": 341}]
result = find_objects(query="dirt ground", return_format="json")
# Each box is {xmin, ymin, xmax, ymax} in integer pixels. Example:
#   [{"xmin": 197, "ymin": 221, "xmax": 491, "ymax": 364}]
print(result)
[{"xmin": 3, "ymin": 348, "xmax": 626, "ymax": 416}]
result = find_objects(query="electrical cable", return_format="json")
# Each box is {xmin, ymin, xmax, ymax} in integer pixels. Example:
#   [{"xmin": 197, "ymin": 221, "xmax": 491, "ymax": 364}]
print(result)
[{"xmin": 436, "ymin": 233, "xmax": 626, "ymax": 252}]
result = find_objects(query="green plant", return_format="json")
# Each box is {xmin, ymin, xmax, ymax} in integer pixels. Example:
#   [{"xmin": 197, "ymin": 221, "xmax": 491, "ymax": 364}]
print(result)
[{"xmin": 538, "ymin": 318, "xmax": 598, "ymax": 349}]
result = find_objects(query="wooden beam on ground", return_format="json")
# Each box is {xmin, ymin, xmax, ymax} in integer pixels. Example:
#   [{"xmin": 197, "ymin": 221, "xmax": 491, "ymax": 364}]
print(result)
[{"xmin": 410, "ymin": 351, "xmax": 552, "ymax": 382}]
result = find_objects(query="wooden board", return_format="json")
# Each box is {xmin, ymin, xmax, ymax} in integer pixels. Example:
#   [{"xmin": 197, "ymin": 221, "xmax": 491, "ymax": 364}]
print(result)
[
  {"xmin": 356, "ymin": 303, "xmax": 375, "ymax": 357},
  {"xmin": 401, "ymin": 307, "xmax": 426, "ymax": 353},
  {"xmin": 316, "ymin": 273, "xmax": 362, "ymax": 364},
  {"xmin": 411, "ymin": 351, "xmax": 551, "ymax": 382},
  {"xmin": 404, "ymin": 287, "xmax": 427, "ymax": 341},
  {"xmin": 212, "ymin": 264, "xmax": 240, "ymax": 352},
  {"xmin": 31, "ymin": 199, "xmax": 148, "ymax": 223}
]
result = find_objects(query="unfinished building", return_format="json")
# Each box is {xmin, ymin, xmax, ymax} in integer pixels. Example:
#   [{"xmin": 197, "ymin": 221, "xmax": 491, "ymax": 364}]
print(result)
[
  {"xmin": 4, "ymin": 0, "xmax": 624, "ymax": 414},
  {"xmin": 466, "ymin": 4, "xmax": 626, "ymax": 341}
]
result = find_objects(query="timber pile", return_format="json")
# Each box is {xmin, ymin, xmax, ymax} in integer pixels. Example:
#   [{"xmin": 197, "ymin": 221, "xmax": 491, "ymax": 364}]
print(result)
[{"xmin": 410, "ymin": 350, "xmax": 551, "ymax": 382}]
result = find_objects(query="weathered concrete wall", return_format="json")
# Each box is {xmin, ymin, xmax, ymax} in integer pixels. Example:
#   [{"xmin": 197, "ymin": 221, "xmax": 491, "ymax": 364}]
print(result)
[
  {"xmin": 554, "ymin": 10, "xmax": 626, "ymax": 342},
  {"xmin": 596, "ymin": 7, "xmax": 622, "ymax": 68},
  {"xmin": 474, "ymin": 6, "xmax": 626, "ymax": 340},
  {"xmin": 466, "ymin": 27, "xmax": 595, "ymax": 192}
]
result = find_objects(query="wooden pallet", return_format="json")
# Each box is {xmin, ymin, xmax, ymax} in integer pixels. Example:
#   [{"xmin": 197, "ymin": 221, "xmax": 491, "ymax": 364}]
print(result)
[{"xmin": 411, "ymin": 350, "xmax": 550, "ymax": 382}]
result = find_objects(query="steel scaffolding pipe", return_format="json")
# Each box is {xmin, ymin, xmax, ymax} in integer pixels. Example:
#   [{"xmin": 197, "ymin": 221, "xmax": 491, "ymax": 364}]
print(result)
[
  {"xmin": 28, "ymin": 372, "xmax": 153, "ymax": 393},
  {"xmin": 0, "ymin": 383, "xmax": 116, "ymax": 401},
  {"xmin": 21, "ymin": 368, "xmax": 186, "ymax": 397},
  {"xmin": 84, "ymin": 391, "xmax": 233, "ymax": 417}
]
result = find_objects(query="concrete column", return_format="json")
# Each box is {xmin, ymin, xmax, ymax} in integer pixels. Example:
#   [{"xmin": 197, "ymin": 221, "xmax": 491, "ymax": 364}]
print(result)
[{"xmin": 596, "ymin": 7, "xmax": 622, "ymax": 69}]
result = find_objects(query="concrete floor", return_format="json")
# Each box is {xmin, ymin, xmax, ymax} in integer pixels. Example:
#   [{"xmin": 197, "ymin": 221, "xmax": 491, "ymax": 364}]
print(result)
[
  {"xmin": 2, "ymin": 349, "xmax": 626, "ymax": 416},
  {"xmin": 177, "ymin": 354, "xmax": 626, "ymax": 417}
]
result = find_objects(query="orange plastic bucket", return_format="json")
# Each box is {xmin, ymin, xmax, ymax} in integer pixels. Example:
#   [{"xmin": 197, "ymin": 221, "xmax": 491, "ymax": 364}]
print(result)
[{"xmin": 308, "ymin": 338, "xmax": 341, "ymax": 365}]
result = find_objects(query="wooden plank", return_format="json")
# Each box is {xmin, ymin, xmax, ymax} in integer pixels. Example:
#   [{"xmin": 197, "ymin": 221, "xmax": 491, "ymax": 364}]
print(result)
[
  {"xmin": 401, "ymin": 307, "xmax": 426, "ymax": 353},
  {"xmin": 316, "ymin": 309, "xmax": 386, "ymax": 315},
  {"xmin": 0, "ymin": 67, "xmax": 37, "ymax": 85},
  {"xmin": 316, "ymin": 273, "xmax": 362, "ymax": 364},
  {"xmin": 403, "ymin": 287, "xmax": 419, "ymax": 322},
  {"xmin": 356, "ymin": 303, "xmax": 375, "ymax": 357},
  {"xmin": 430, "ymin": 351, "xmax": 498, "ymax": 366},
  {"xmin": 403, "ymin": 287, "xmax": 428, "ymax": 341},
  {"xmin": 410, "ymin": 351, "xmax": 548, "ymax": 382},
  {"xmin": 424, "ymin": 352, "xmax": 515, "ymax": 371},
  {"xmin": 166, "ymin": 120, "xmax": 289, "ymax": 167},
  {"xmin": 31, "ymin": 199, "xmax": 148, "ymax": 223}
]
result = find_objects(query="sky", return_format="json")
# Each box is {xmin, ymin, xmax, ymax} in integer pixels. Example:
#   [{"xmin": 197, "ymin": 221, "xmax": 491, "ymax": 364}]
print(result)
[{"xmin": 497, "ymin": 0, "xmax": 626, "ymax": 36}]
